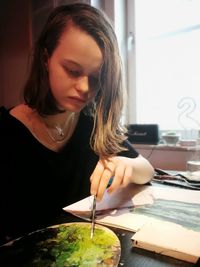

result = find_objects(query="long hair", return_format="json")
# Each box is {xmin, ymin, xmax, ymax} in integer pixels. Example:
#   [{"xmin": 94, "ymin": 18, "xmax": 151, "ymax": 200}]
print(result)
[{"xmin": 23, "ymin": 3, "xmax": 127, "ymax": 157}]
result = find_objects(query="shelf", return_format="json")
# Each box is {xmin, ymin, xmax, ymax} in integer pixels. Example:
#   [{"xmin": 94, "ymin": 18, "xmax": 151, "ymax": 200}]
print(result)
[
  {"xmin": 133, "ymin": 143, "xmax": 200, "ymax": 152},
  {"xmin": 132, "ymin": 144, "xmax": 200, "ymax": 171}
]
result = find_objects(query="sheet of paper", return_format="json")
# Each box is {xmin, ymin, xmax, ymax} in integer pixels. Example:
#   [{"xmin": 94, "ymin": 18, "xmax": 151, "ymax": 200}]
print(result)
[
  {"xmin": 132, "ymin": 221, "xmax": 200, "ymax": 263},
  {"xmin": 63, "ymin": 184, "xmax": 200, "ymax": 263}
]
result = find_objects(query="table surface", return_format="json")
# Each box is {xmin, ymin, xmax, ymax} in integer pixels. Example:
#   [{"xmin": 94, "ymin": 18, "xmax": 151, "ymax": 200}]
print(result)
[
  {"xmin": 49, "ymin": 211, "xmax": 198, "ymax": 267},
  {"xmin": 0, "ymin": 208, "xmax": 199, "ymax": 266}
]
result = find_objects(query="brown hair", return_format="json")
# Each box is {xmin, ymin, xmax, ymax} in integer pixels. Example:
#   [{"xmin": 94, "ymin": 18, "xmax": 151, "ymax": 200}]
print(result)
[{"xmin": 23, "ymin": 3, "xmax": 127, "ymax": 157}]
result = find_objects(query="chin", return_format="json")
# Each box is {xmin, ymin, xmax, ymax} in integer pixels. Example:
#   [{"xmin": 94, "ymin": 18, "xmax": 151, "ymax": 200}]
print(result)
[{"xmin": 60, "ymin": 104, "xmax": 84, "ymax": 113}]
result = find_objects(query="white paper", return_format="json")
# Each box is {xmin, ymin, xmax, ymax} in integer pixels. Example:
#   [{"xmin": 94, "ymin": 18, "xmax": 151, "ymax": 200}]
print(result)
[{"xmin": 63, "ymin": 185, "xmax": 200, "ymax": 263}]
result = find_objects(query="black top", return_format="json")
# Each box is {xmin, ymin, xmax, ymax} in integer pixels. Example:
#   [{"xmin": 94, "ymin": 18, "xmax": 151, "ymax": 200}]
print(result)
[{"xmin": 0, "ymin": 106, "xmax": 138, "ymax": 243}]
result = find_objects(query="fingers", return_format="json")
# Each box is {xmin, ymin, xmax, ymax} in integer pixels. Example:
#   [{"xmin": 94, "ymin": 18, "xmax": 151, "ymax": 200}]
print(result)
[
  {"xmin": 90, "ymin": 157, "xmax": 134, "ymax": 201},
  {"xmin": 90, "ymin": 159, "xmax": 115, "ymax": 200},
  {"xmin": 107, "ymin": 162, "xmax": 133, "ymax": 193},
  {"xmin": 107, "ymin": 161, "xmax": 125, "ymax": 194},
  {"xmin": 121, "ymin": 164, "xmax": 133, "ymax": 187}
]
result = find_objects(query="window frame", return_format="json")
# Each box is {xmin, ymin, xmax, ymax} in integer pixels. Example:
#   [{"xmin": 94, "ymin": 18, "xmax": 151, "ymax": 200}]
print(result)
[{"xmin": 125, "ymin": 0, "xmax": 200, "ymax": 141}]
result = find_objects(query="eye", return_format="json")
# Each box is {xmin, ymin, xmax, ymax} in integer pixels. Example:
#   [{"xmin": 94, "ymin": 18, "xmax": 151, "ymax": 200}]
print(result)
[{"xmin": 65, "ymin": 67, "xmax": 81, "ymax": 77}]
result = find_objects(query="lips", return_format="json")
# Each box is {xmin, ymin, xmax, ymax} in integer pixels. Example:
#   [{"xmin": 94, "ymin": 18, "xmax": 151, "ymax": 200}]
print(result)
[{"xmin": 68, "ymin": 96, "xmax": 87, "ymax": 105}]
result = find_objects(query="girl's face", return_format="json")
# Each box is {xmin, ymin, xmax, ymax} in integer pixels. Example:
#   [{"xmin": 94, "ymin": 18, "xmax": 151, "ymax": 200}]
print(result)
[{"xmin": 47, "ymin": 23, "xmax": 103, "ymax": 113}]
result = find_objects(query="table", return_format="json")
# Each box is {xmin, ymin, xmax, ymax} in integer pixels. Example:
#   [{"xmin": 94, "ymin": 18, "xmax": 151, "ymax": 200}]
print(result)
[
  {"xmin": 49, "ymin": 211, "xmax": 198, "ymax": 267},
  {"xmin": 0, "ymin": 205, "xmax": 199, "ymax": 266}
]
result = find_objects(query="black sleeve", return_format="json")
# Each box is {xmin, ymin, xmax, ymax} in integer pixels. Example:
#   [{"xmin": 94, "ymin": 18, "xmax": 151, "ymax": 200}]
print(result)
[{"xmin": 118, "ymin": 139, "xmax": 139, "ymax": 158}]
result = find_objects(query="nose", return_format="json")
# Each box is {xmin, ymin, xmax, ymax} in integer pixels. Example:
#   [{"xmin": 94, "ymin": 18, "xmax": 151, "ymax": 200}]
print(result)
[{"xmin": 75, "ymin": 75, "xmax": 89, "ymax": 94}]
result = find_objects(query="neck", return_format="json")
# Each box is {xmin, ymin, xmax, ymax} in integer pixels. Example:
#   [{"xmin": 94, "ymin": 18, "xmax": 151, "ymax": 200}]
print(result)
[
  {"xmin": 41, "ymin": 111, "xmax": 79, "ymax": 143},
  {"xmin": 43, "ymin": 111, "xmax": 75, "ymax": 128}
]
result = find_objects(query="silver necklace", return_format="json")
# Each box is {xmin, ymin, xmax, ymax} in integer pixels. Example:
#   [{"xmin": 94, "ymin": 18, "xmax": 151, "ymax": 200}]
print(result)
[
  {"xmin": 46, "ymin": 126, "xmax": 67, "ymax": 142},
  {"xmin": 44, "ymin": 112, "xmax": 76, "ymax": 143}
]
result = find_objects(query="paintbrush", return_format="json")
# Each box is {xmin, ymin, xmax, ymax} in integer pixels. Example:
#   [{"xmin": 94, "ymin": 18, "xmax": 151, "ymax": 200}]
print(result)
[{"xmin": 90, "ymin": 195, "xmax": 96, "ymax": 239}]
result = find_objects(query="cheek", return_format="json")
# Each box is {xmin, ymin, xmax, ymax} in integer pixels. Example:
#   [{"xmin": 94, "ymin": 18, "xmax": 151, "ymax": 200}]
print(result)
[
  {"xmin": 48, "ymin": 57, "xmax": 66, "ymax": 85},
  {"xmin": 48, "ymin": 62, "xmax": 59, "ymax": 86},
  {"xmin": 48, "ymin": 66, "xmax": 69, "ymax": 92},
  {"xmin": 48, "ymin": 74, "xmax": 60, "ymax": 96}
]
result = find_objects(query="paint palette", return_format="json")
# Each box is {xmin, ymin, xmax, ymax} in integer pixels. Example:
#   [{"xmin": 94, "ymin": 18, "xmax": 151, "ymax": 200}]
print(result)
[{"xmin": 0, "ymin": 222, "xmax": 121, "ymax": 266}]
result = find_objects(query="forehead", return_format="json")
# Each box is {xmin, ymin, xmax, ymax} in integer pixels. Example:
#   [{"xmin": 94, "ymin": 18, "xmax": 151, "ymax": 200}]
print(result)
[{"xmin": 52, "ymin": 23, "xmax": 103, "ymax": 72}]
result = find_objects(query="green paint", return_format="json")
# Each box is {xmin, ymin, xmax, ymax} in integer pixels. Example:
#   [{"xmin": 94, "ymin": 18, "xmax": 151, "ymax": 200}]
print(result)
[{"xmin": 28, "ymin": 223, "xmax": 120, "ymax": 267}]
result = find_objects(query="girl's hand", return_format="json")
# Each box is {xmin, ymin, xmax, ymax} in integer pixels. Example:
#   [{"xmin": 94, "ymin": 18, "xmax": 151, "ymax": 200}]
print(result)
[
  {"xmin": 90, "ymin": 155, "xmax": 154, "ymax": 201},
  {"xmin": 90, "ymin": 156, "xmax": 134, "ymax": 201}
]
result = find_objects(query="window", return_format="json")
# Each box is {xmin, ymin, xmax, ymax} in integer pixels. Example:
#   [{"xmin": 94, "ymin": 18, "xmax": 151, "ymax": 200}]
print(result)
[{"xmin": 127, "ymin": 0, "xmax": 200, "ymax": 139}]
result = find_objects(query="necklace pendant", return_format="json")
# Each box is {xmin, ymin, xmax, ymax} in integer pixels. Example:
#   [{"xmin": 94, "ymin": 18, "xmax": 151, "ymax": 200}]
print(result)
[
  {"xmin": 43, "ymin": 112, "xmax": 77, "ymax": 143},
  {"xmin": 55, "ymin": 126, "xmax": 65, "ymax": 137}
]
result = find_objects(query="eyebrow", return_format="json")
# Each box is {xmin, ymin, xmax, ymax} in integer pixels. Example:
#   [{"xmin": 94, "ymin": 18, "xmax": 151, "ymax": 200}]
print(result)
[
  {"xmin": 62, "ymin": 59, "xmax": 83, "ymax": 69},
  {"xmin": 63, "ymin": 59, "xmax": 101, "ymax": 76}
]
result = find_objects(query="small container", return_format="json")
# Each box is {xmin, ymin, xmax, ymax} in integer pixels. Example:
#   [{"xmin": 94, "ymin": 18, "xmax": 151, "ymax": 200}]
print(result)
[
  {"xmin": 186, "ymin": 160, "xmax": 200, "ymax": 181},
  {"xmin": 179, "ymin": 139, "xmax": 197, "ymax": 147},
  {"xmin": 162, "ymin": 132, "xmax": 180, "ymax": 145}
]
